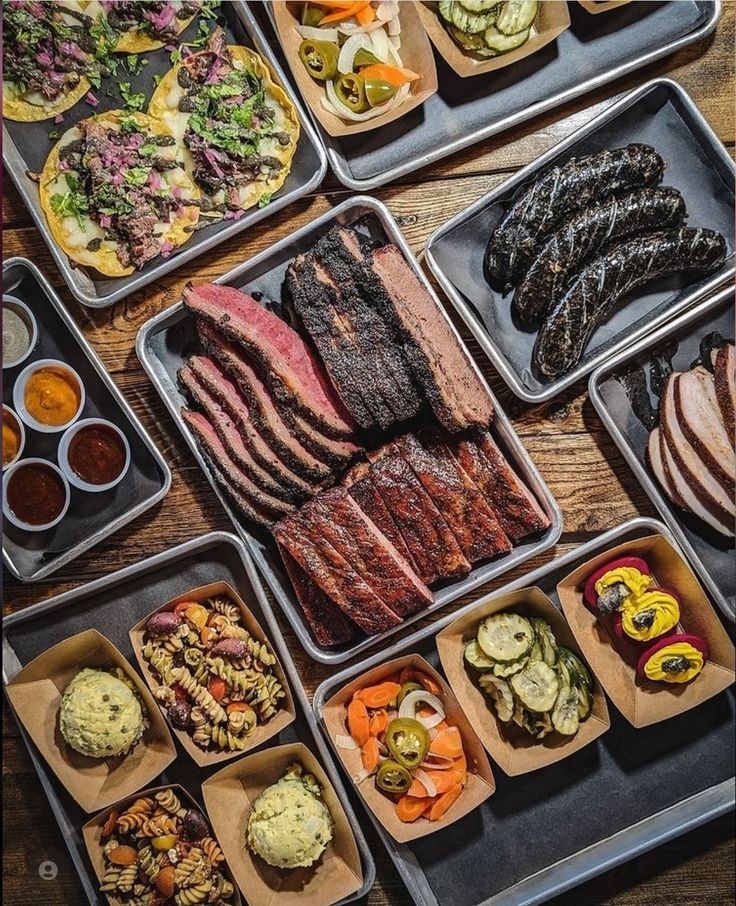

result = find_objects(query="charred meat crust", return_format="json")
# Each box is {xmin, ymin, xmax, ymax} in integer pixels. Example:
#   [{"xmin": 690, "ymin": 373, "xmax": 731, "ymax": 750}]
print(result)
[
  {"xmin": 533, "ymin": 228, "xmax": 727, "ymax": 380},
  {"xmin": 714, "ymin": 343, "xmax": 736, "ymax": 446},
  {"xmin": 514, "ymin": 187, "xmax": 687, "ymax": 325},
  {"xmin": 486, "ymin": 143, "xmax": 666, "ymax": 286}
]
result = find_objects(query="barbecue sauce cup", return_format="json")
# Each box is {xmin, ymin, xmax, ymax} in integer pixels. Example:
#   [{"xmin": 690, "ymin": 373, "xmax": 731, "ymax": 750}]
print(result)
[{"xmin": 556, "ymin": 533, "xmax": 736, "ymax": 727}]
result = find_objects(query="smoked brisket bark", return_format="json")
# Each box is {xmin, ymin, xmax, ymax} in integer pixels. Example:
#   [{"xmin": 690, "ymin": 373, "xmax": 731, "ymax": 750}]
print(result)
[
  {"xmin": 278, "ymin": 544, "xmax": 357, "ymax": 646},
  {"xmin": 185, "ymin": 353, "xmax": 319, "ymax": 498},
  {"xmin": 367, "ymin": 443, "xmax": 470, "ymax": 584},
  {"xmin": 183, "ymin": 282, "xmax": 354, "ymax": 439},
  {"xmin": 286, "ymin": 252, "xmax": 379, "ymax": 430},
  {"xmin": 451, "ymin": 434, "xmax": 550, "ymax": 541},
  {"xmin": 396, "ymin": 431, "xmax": 512, "ymax": 563},
  {"xmin": 713, "ymin": 343, "xmax": 735, "ymax": 446},
  {"xmin": 182, "ymin": 409, "xmax": 296, "ymax": 527},
  {"xmin": 179, "ymin": 364, "xmax": 309, "ymax": 504},
  {"xmin": 343, "ymin": 461, "xmax": 418, "ymax": 572},
  {"xmin": 366, "ymin": 243, "xmax": 495, "ymax": 433},
  {"xmin": 307, "ymin": 487, "xmax": 432, "ymax": 619},
  {"xmin": 273, "ymin": 512, "xmax": 402, "ymax": 635},
  {"xmin": 198, "ymin": 321, "xmax": 357, "ymax": 474},
  {"xmin": 311, "ymin": 228, "xmax": 422, "ymax": 428}
]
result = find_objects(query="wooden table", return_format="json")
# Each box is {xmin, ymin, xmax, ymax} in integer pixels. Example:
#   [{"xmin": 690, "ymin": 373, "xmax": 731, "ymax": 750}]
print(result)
[{"xmin": 3, "ymin": 4, "xmax": 735, "ymax": 904}]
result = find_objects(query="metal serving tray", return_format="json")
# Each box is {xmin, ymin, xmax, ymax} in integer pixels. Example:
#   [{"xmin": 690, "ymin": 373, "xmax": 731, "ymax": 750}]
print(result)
[
  {"xmin": 314, "ymin": 516, "xmax": 736, "ymax": 906},
  {"xmin": 2, "ymin": 531, "xmax": 375, "ymax": 906},
  {"xmin": 262, "ymin": 0, "xmax": 720, "ymax": 191},
  {"xmin": 1, "ymin": 2, "xmax": 326, "ymax": 309},
  {"xmin": 425, "ymin": 78, "xmax": 736, "ymax": 403},
  {"xmin": 2, "ymin": 258, "xmax": 171, "ymax": 582},
  {"xmin": 589, "ymin": 285, "xmax": 735, "ymax": 622},
  {"xmin": 136, "ymin": 195, "xmax": 562, "ymax": 665}
]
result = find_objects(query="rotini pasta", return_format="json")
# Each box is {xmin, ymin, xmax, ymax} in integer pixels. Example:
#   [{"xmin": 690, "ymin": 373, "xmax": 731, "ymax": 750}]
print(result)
[
  {"xmin": 140, "ymin": 592, "xmax": 287, "ymax": 753},
  {"xmin": 97, "ymin": 788, "xmax": 234, "ymax": 905}
]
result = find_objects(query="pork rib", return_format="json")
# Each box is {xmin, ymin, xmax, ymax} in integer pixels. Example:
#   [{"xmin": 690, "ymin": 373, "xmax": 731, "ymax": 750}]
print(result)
[
  {"xmin": 183, "ymin": 282, "xmax": 354, "ymax": 439},
  {"xmin": 368, "ymin": 443, "xmax": 470, "ymax": 584},
  {"xmin": 278, "ymin": 544, "xmax": 357, "ymax": 646},
  {"xmin": 396, "ymin": 432, "xmax": 512, "ymax": 563},
  {"xmin": 367, "ymin": 243, "xmax": 495, "ymax": 432},
  {"xmin": 451, "ymin": 434, "xmax": 550, "ymax": 540}
]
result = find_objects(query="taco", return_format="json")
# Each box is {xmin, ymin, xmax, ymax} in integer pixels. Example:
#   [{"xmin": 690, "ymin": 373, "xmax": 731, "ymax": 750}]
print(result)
[
  {"xmin": 2, "ymin": 1, "xmax": 97, "ymax": 122},
  {"xmin": 149, "ymin": 28, "xmax": 299, "ymax": 219},
  {"xmin": 40, "ymin": 110, "xmax": 200, "ymax": 277},
  {"xmin": 84, "ymin": 0, "xmax": 200, "ymax": 53}
]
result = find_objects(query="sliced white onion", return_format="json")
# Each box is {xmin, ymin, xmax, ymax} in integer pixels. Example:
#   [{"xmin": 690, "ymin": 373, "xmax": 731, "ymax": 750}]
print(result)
[
  {"xmin": 386, "ymin": 38, "xmax": 403, "ymax": 68},
  {"xmin": 337, "ymin": 18, "xmax": 387, "ymax": 34},
  {"xmin": 398, "ymin": 690, "xmax": 445, "ymax": 726},
  {"xmin": 335, "ymin": 733, "xmax": 359, "ymax": 750},
  {"xmin": 295, "ymin": 24, "xmax": 339, "ymax": 42},
  {"xmin": 369, "ymin": 25, "xmax": 390, "ymax": 62},
  {"xmin": 420, "ymin": 755, "xmax": 456, "ymax": 770},
  {"xmin": 376, "ymin": 1, "xmax": 394, "ymax": 22},
  {"xmin": 411, "ymin": 769, "xmax": 436, "ymax": 798},
  {"xmin": 387, "ymin": 13, "xmax": 401, "ymax": 36},
  {"xmin": 322, "ymin": 79, "xmax": 409, "ymax": 121},
  {"xmin": 338, "ymin": 33, "xmax": 371, "ymax": 75},
  {"xmin": 428, "ymin": 726, "xmax": 440, "ymax": 741},
  {"xmin": 353, "ymin": 768, "xmax": 372, "ymax": 784},
  {"xmin": 388, "ymin": 32, "xmax": 401, "ymax": 51}
]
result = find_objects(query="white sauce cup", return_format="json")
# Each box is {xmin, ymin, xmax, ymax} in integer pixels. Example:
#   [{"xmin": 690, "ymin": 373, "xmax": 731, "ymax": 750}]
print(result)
[
  {"xmin": 58, "ymin": 418, "xmax": 131, "ymax": 492},
  {"xmin": 13, "ymin": 358, "xmax": 86, "ymax": 434},
  {"xmin": 3, "ymin": 295, "xmax": 38, "ymax": 370},
  {"xmin": 3, "ymin": 457, "xmax": 71, "ymax": 532},
  {"xmin": 2, "ymin": 405, "xmax": 26, "ymax": 471}
]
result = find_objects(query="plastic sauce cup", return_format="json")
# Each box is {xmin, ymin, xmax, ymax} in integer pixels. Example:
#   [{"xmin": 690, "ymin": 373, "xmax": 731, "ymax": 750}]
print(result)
[
  {"xmin": 13, "ymin": 358, "xmax": 86, "ymax": 434},
  {"xmin": 3, "ymin": 457, "xmax": 71, "ymax": 532},
  {"xmin": 2, "ymin": 405, "xmax": 26, "ymax": 471},
  {"xmin": 3, "ymin": 295, "xmax": 38, "ymax": 370},
  {"xmin": 58, "ymin": 418, "xmax": 131, "ymax": 493}
]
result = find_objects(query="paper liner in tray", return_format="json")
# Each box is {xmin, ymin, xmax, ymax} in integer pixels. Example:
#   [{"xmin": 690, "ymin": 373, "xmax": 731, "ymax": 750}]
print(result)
[
  {"xmin": 321, "ymin": 653, "xmax": 495, "ymax": 842},
  {"xmin": 416, "ymin": 1, "xmax": 570, "ymax": 78},
  {"xmin": 130, "ymin": 581, "xmax": 296, "ymax": 767},
  {"xmin": 577, "ymin": 0, "xmax": 632, "ymax": 13},
  {"xmin": 556, "ymin": 534, "xmax": 736, "ymax": 728},
  {"xmin": 436, "ymin": 587, "xmax": 610, "ymax": 776},
  {"xmin": 201, "ymin": 741, "xmax": 363, "ymax": 906},
  {"xmin": 272, "ymin": 1, "xmax": 438, "ymax": 136},
  {"xmin": 82, "ymin": 783, "xmax": 242, "ymax": 906},
  {"xmin": 4, "ymin": 629, "xmax": 176, "ymax": 813}
]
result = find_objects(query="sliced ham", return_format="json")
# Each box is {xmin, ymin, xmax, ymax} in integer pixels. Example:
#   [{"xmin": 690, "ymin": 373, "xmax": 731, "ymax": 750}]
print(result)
[
  {"xmin": 183, "ymin": 282, "xmax": 355, "ymax": 439},
  {"xmin": 713, "ymin": 343, "xmax": 735, "ymax": 446}
]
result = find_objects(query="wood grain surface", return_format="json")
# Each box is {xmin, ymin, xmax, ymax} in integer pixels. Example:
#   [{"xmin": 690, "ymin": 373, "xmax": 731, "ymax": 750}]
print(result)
[{"xmin": 3, "ymin": 2, "xmax": 735, "ymax": 904}]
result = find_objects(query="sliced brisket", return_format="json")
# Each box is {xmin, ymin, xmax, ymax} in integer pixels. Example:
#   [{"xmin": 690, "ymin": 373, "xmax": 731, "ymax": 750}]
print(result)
[
  {"xmin": 343, "ymin": 461, "xmax": 418, "ymax": 571},
  {"xmin": 307, "ymin": 487, "xmax": 432, "ymax": 618},
  {"xmin": 713, "ymin": 343, "xmax": 735, "ymax": 447},
  {"xmin": 367, "ymin": 243, "xmax": 495, "ymax": 432},
  {"xmin": 452, "ymin": 434, "xmax": 550, "ymax": 541},
  {"xmin": 185, "ymin": 352, "xmax": 318, "ymax": 499},
  {"xmin": 273, "ymin": 512, "xmax": 402, "ymax": 635},
  {"xmin": 183, "ymin": 282, "xmax": 354, "ymax": 439},
  {"xmin": 278, "ymin": 544, "xmax": 357, "ymax": 646},
  {"xmin": 397, "ymin": 431, "xmax": 512, "ymax": 563},
  {"xmin": 179, "ymin": 363, "xmax": 305, "ymax": 504},
  {"xmin": 367, "ymin": 443, "xmax": 470, "ymax": 584},
  {"xmin": 182, "ymin": 409, "xmax": 296, "ymax": 527}
]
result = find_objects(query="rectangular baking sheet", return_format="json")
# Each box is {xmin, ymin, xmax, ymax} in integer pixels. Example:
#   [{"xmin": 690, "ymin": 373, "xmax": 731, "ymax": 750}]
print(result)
[
  {"xmin": 1, "ymin": 531, "xmax": 375, "ymax": 906},
  {"xmin": 260, "ymin": 0, "xmax": 720, "ymax": 191},
  {"xmin": 1, "ymin": 1, "xmax": 326, "ymax": 309},
  {"xmin": 313, "ymin": 516, "xmax": 735, "ymax": 906},
  {"xmin": 589, "ymin": 285, "xmax": 735, "ymax": 622},
  {"xmin": 2, "ymin": 257, "xmax": 171, "ymax": 583},
  {"xmin": 136, "ymin": 194, "xmax": 562, "ymax": 665},
  {"xmin": 424, "ymin": 78, "xmax": 736, "ymax": 403}
]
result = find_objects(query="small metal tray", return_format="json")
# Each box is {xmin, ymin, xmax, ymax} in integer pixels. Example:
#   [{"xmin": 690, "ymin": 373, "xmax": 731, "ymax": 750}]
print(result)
[
  {"xmin": 2, "ymin": 531, "xmax": 375, "ymax": 906},
  {"xmin": 262, "ymin": 1, "xmax": 720, "ymax": 191},
  {"xmin": 136, "ymin": 195, "xmax": 562, "ymax": 665},
  {"xmin": 313, "ymin": 516, "xmax": 735, "ymax": 906},
  {"xmin": 424, "ymin": 78, "xmax": 735, "ymax": 403},
  {"xmin": 2, "ymin": 258, "xmax": 171, "ymax": 583},
  {"xmin": 1, "ymin": 2, "xmax": 326, "ymax": 309},
  {"xmin": 589, "ymin": 285, "xmax": 735, "ymax": 622}
]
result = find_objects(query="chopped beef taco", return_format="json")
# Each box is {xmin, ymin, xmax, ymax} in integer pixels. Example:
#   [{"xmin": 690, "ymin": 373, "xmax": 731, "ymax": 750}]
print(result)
[
  {"xmin": 85, "ymin": 0, "xmax": 200, "ymax": 53},
  {"xmin": 2, "ymin": 1, "xmax": 97, "ymax": 122},
  {"xmin": 149, "ymin": 28, "xmax": 299, "ymax": 220},
  {"xmin": 40, "ymin": 110, "xmax": 200, "ymax": 276}
]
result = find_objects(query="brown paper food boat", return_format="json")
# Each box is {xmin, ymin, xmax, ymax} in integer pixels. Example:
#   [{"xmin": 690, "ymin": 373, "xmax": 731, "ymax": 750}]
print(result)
[
  {"xmin": 4, "ymin": 628, "xmax": 176, "ymax": 813},
  {"xmin": 436, "ymin": 587, "xmax": 611, "ymax": 776},
  {"xmin": 130, "ymin": 581, "xmax": 296, "ymax": 768},
  {"xmin": 82, "ymin": 783, "xmax": 242, "ymax": 906},
  {"xmin": 577, "ymin": 0, "xmax": 632, "ymax": 13},
  {"xmin": 416, "ymin": 0, "xmax": 570, "ymax": 78},
  {"xmin": 201, "ymin": 741, "xmax": 363, "ymax": 906},
  {"xmin": 272, "ymin": 1, "xmax": 438, "ymax": 137},
  {"xmin": 320, "ymin": 653, "xmax": 495, "ymax": 842},
  {"xmin": 556, "ymin": 534, "xmax": 736, "ymax": 728}
]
